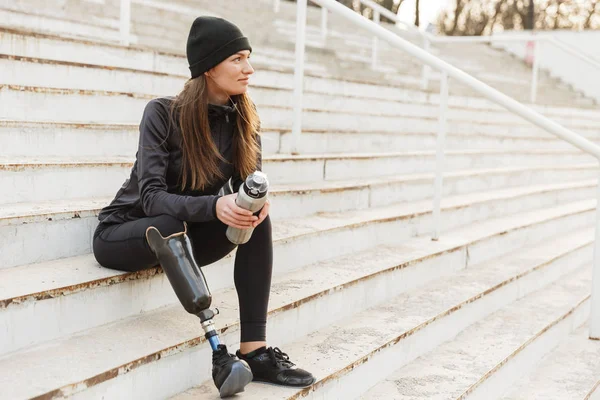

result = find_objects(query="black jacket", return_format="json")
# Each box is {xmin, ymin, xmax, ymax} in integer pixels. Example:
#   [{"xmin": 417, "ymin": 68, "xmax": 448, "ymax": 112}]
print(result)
[{"xmin": 97, "ymin": 97, "xmax": 262, "ymax": 226}]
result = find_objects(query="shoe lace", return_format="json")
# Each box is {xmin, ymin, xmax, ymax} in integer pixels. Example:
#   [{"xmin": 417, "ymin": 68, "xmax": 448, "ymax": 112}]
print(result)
[
  {"xmin": 268, "ymin": 347, "xmax": 296, "ymax": 368},
  {"xmin": 213, "ymin": 348, "xmax": 234, "ymax": 368}
]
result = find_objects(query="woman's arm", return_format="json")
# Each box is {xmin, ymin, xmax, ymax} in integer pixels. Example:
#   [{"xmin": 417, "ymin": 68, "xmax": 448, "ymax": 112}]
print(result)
[{"xmin": 137, "ymin": 99, "xmax": 221, "ymax": 222}]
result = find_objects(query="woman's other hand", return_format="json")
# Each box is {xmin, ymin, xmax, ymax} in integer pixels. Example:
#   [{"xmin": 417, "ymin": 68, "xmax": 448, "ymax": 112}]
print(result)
[
  {"xmin": 253, "ymin": 198, "xmax": 270, "ymax": 228},
  {"xmin": 216, "ymin": 194, "xmax": 257, "ymax": 229}
]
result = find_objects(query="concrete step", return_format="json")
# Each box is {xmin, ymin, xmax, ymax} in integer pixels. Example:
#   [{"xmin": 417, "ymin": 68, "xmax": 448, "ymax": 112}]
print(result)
[
  {"xmin": 2, "ymin": 28, "xmax": 600, "ymax": 121},
  {"xmin": 501, "ymin": 323, "xmax": 600, "ymax": 400},
  {"xmin": 0, "ymin": 206, "xmax": 592, "ymax": 399},
  {"xmin": 2, "ymin": 85, "xmax": 599, "ymax": 140},
  {"xmin": 3, "ymin": 120, "xmax": 595, "ymax": 159},
  {"xmin": 175, "ymin": 229, "xmax": 593, "ymax": 399},
  {"xmin": 0, "ymin": 120, "xmax": 281, "ymax": 158},
  {"xmin": 0, "ymin": 27, "xmax": 188, "ymax": 75},
  {"xmin": 0, "ymin": 172, "xmax": 595, "ymax": 269},
  {"xmin": 0, "ymin": 6, "xmax": 128, "ymax": 44},
  {"xmin": 2, "ymin": 152, "xmax": 596, "ymax": 204},
  {"xmin": 279, "ymin": 129, "xmax": 597, "ymax": 154},
  {"xmin": 2, "ymin": 195, "xmax": 591, "ymax": 357},
  {"xmin": 3, "ymin": 56, "xmax": 600, "ymax": 132},
  {"xmin": 361, "ymin": 263, "xmax": 591, "ymax": 399}
]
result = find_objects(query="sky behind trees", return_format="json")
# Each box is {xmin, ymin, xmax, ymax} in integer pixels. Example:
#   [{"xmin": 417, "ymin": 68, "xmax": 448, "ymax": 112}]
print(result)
[{"xmin": 396, "ymin": 0, "xmax": 449, "ymax": 27}]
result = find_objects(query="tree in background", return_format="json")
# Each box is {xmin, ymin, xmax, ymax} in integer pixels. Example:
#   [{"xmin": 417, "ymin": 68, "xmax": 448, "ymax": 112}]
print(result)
[
  {"xmin": 336, "ymin": 0, "xmax": 405, "ymax": 23},
  {"xmin": 437, "ymin": 0, "xmax": 600, "ymax": 36},
  {"xmin": 415, "ymin": 0, "xmax": 420, "ymax": 26}
]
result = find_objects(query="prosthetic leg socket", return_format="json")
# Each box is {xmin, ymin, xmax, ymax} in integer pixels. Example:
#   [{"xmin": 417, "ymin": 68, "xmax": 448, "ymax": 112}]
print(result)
[{"xmin": 145, "ymin": 222, "xmax": 253, "ymax": 397}]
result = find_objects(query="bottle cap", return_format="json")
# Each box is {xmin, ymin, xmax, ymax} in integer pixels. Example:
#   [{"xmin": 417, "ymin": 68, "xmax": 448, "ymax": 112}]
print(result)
[{"xmin": 244, "ymin": 171, "xmax": 269, "ymax": 199}]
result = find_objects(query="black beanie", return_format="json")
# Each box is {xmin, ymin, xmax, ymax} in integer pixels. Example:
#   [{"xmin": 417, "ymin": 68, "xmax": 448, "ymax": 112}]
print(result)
[{"xmin": 186, "ymin": 16, "xmax": 252, "ymax": 79}]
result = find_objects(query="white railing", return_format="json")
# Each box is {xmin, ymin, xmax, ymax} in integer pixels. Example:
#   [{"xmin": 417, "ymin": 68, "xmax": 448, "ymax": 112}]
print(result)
[
  {"xmin": 284, "ymin": 0, "xmax": 600, "ymax": 340},
  {"xmin": 120, "ymin": 0, "xmax": 131, "ymax": 46}
]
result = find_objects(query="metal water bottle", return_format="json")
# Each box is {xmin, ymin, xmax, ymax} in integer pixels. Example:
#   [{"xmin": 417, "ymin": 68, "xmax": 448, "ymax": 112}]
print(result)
[{"xmin": 226, "ymin": 171, "xmax": 269, "ymax": 245}]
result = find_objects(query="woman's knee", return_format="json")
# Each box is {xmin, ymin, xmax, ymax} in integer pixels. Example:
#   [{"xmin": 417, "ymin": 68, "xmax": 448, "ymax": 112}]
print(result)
[
  {"xmin": 148, "ymin": 214, "xmax": 186, "ymax": 237},
  {"xmin": 255, "ymin": 215, "xmax": 272, "ymax": 235},
  {"xmin": 244, "ymin": 215, "xmax": 272, "ymax": 245}
]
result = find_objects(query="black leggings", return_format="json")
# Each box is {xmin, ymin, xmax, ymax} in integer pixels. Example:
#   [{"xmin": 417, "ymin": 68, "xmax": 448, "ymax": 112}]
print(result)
[{"xmin": 92, "ymin": 214, "xmax": 273, "ymax": 343}]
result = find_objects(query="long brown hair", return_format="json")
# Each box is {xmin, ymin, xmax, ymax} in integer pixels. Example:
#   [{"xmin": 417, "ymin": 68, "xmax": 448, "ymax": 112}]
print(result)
[{"xmin": 168, "ymin": 75, "xmax": 261, "ymax": 191}]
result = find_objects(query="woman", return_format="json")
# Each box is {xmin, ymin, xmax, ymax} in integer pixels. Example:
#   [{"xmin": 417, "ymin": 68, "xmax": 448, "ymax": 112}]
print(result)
[{"xmin": 92, "ymin": 16, "xmax": 315, "ymax": 397}]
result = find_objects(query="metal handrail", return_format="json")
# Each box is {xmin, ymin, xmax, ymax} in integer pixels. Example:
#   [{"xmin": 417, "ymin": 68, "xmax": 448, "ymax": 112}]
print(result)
[
  {"xmin": 120, "ymin": 0, "xmax": 131, "ymax": 46},
  {"xmin": 289, "ymin": 0, "xmax": 600, "ymax": 340}
]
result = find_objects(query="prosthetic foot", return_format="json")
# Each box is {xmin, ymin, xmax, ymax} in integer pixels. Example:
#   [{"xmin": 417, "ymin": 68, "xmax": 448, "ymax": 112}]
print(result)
[
  {"xmin": 146, "ymin": 223, "xmax": 253, "ymax": 397},
  {"xmin": 213, "ymin": 344, "xmax": 253, "ymax": 398}
]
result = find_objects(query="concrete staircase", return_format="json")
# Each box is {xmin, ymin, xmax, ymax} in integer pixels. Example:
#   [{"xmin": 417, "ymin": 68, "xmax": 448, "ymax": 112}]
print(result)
[{"xmin": 2, "ymin": 0, "xmax": 600, "ymax": 399}]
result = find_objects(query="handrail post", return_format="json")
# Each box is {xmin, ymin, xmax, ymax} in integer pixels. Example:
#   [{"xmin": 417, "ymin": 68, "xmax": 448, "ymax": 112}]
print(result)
[
  {"xmin": 321, "ymin": 6, "xmax": 328, "ymax": 42},
  {"xmin": 120, "ymin": 0, "xmax": 131, "ymax": 46},
  {"xmin": 371, "ymin": 10, "xmax": 380, "ymax": 69},
  {"xmin": 274, "ymin": 0, "xmax": 281, "ymax": 13},
  {"xmin": 291, "ymin": 0, "xmax": 307, "ymax": 155},
  {"xmin": 590, "ymin": 168, "xmax": 600, "ymax": 340},
  {"xmin": 530, "ymin": 38, "xmax": 540, "ymax": 104},
  {"xmin": 432, "ymin": 71, "xmax": 449, "ymax": 241},
  {"xmin": 422, "ymin": 36, "xmax": 431, "ymax": 90}
]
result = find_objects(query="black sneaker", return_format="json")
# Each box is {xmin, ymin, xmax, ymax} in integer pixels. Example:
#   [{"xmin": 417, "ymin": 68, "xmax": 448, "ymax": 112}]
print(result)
[
  {"xmin": 236, "ymin": 346, "xmax": 316, "ymax": 388},
  {"xmin": 212, "ymin": 344, "xmax": 253, "ymax": 398}
]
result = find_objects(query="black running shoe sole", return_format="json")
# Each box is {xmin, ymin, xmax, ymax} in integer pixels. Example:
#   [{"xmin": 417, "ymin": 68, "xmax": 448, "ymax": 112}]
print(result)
[
  {"xmin": 251, "ymin": 377, "xmax": 317, "ymax": 389},
  {"xmin": 218, "ymin": 361, "xmax": 253, "ymax": 398}
]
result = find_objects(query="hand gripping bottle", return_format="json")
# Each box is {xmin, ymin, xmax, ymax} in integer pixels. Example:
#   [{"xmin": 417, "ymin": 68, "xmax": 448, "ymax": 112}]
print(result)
[{"xmin": 226, "ymin": 171, "xmax": 269, "ymax": 245}]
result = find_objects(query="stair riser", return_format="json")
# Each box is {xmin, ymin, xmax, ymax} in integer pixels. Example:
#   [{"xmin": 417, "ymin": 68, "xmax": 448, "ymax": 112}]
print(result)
[
  {"xmin": 256, "ymin": 87, "xmax": 599, "ymax": 128},
  {"xmin": 0, "ymin": 55, "xmax": 321, "ymax": 95},
  {"xmin": 0, "ymin": 215, "xmax": 98, "ymax": 269},
  {"xmin": 3, "ymin": 59, "xmax": 599, "ymax": 130},
  {"xmin": 0, "ymin": 57, "xmax": 186, "ymax": 96},
  {"xmin": 0, "ymin": 123, "xmax": 139, "ymax": 158},
  {"xmin": 2, "ymin": 156, "xmax": 595, "ymax": 204},
  {"xmin": 58, "ymin": 240, "xmax": 593, "ymax": 399},
  {"xmin": 0, "ymin": 30, "xmax": 187, "ymax": 75},
  {"xmin": 304, "ymin": 76, "xmax": 600, "ymax": 122},
  {"xmin": 370, "ymin": 170, "xmax": 599, "ymax": 208},
  {"xmin": 276, "ymin": 171, "xmax": 599, "ymax": 218},
  {"xmin": 466, "ymin": 301, "xmax": 590, "ymax": 400},
  {"xmin": 0, "ymin": 0, "xmax": 119, "ymax": 27},
  {"xmin": 0, "ymin": 8, "xmax": 127, "ymax": 44},
  {"xmin": 279, "ymin": 132, "xmax": 591, "ymax": 154},
  {"xmin": 0, "ymin": 123, "xmax": 588, "ymax": 159},
  {"xmin": 1, "ymin": 165, "xmax": 132, "ymax": 205},
  {"xmin": 320, "ymin": 153, "xmax": 594, "ymax": 182},
  {"xmin": 1, "ymin": 208, "xmax": 592, "ymax": 356},
  {"xmin": 0, "ymin": 124, "xmax": 280, "ymax": 158},
  {"xmin": 0, "ymin": 182, "xmax": 594, "ymax": 270},
  {"xmin": 2, "ymin": 89, "xmax": 598, "ymax": 138},
  {"xmin": 464, "ymin": 210, "xmax": 593, "ymax": 268},
  {"xmin": 304, "ymin": 258, "xmax": 592, "ymax": 400}
]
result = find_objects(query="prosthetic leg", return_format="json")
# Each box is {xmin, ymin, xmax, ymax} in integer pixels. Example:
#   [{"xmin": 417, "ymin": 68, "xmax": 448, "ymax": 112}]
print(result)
[{"xmin": 145, "ymin": 223, "xmax": 253, "ymax": 398}]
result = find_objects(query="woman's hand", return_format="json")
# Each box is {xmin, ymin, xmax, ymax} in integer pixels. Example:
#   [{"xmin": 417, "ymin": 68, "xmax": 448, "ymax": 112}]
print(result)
[
  {"xmin": 252, "ymin": 198, "xmax": 270, "ymax": 228},
  {"xmin": 216, "ymin": 194, "xmax": 258, "ymax": 229}
]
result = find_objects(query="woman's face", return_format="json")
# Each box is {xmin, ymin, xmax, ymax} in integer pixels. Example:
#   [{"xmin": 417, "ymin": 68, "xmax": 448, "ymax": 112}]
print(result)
[{"xmin": 206, "ymin": 50, "xmax": 254, "ymax": 97}]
